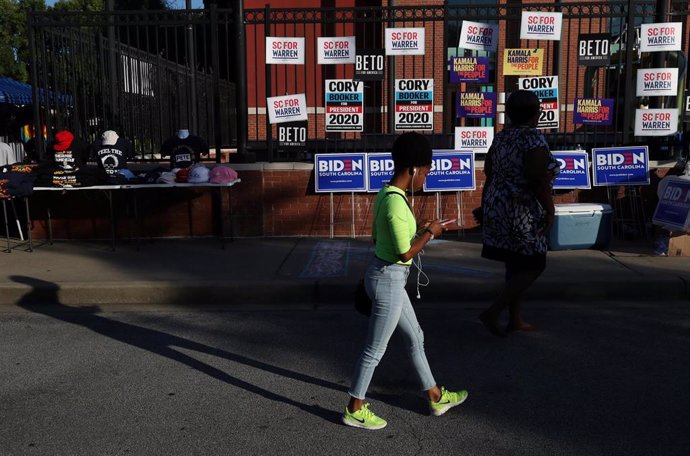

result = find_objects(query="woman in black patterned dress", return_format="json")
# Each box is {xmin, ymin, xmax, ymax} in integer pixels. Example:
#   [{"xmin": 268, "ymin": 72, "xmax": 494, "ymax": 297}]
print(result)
[{"xmin": 478, "ymin": 90, "xmax": 560, "ymax": 337}]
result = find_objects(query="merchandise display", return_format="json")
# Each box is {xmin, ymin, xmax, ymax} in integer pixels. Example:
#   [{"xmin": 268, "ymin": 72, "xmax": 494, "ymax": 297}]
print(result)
[
  {"xmin": 91, "ymin": 130, "xmax": 135, "ymax": 176},
  {"xmin": 160, "ymin": 130, "xmax": 209, "ymax": 168},
  {"xmin": 47, "ymin": 130, "xmax": 88, "ymax": 170}
]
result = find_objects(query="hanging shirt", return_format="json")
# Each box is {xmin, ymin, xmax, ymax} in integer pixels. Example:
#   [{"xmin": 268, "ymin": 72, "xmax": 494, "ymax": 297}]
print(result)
[
  {"xmin": 160, "ymin": 135, "xmax": 209, "ymax": 168},
  {"xmin": 92, "ymin": 137, "xmax": 134, "ymax": 176}
]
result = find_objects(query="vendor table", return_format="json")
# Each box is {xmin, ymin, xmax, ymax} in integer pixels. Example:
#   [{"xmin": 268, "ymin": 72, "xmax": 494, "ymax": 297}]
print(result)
[
  {"xmin": 1, "ymin": 196, "xmax": 32, "ymax": 252},
  {"xmin": 31, "ymin": 179, "xmax": 240, "ymax": 250}
]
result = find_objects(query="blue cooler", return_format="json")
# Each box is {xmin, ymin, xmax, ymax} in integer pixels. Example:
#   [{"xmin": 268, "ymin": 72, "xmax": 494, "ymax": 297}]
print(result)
[{"xmin": 549, "ymin": 203, "xmax": 613, "ymax": 250}]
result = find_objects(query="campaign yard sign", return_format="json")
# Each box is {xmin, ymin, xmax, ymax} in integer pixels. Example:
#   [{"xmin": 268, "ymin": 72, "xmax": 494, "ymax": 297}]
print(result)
[
  {"xmin": 454, "ymin": 127, "xmax": 493, "ymax": 154},
  {"xmin": 577, "ymin": 33, "xmax": 610, "ymax": 66},
  {"xmin": 266, "ymin": 37, "xmax": 305, "ymax": 64},
  {"xmin": 503, "ymin": 49, "xmax": 544, "ymax": 76},
  {"xmin": 277, "ymin": 121, "xmax": 307, "ymax": 148},
  {"xmin": 640, "ymin": 22, "xmax": 683, "ymax": 52},
  {"xmin": 520, "ymin": 12, "xmax": 562, "ymax": 41},
  {"xmin": 449, "ymin": 57, "xmax": 490, "ymax": 83},
  {"xmin": 317, "ymin": 37, "xmax": 356, "ymax": 64},
  {"xmin": 574, "ymin": 98, "xmax": 614, "ymax": 126},
  {"xmin": 552, "ymin": 151, "xmax": 591, "ymax": 189},
  {"xmin": 366, "ymin": 153, "xmax": 394, "ymax": 192},
  {"xmin": 314, "ymin": 153, "xmax": 367, "ymax": 193},
  {"xmin": 518, "ymin": 76, "xmax": 559, "ymax": 129},
  {"xmin": 325, "ymin": 79, "xmax": 363, "ymax": 132},
  {"xmin": 653, "ymin": 178, "xmax": 690, "ymax": 232},
  {"xmin": 355, "ymin": 50, "xmax": 385, "ymax": 81},
  {"xmin": 267, "ymin": 94, "xmax": 308, "ymax": 124},
  {"xmin": 634, "ymin": 109, "xmax": 678, "ymax": 136},
  {"xmin": 636, "ymin": 68, "xmax": 678, "ymax": 97},
  {"xmin": 458, "ymin": 21, "xmax": 498, "ymax": 52},
  {"xmin": 456, "ymin": 92, "xmax": 496, "ymax": 119},
  {"xmin": 424, "ymin": 150, "xmax": 476, "ymax": 192},
  {"xmin": 394, "ymin": 79, "xmax": 434, "ymax": 131},
  {"xmin": 592, "ymin": 146, "xmax": 649, "ymax": 186},
  {"xmin": 385, "ymin": 28, "xmax": 425, "ymax": 55}
]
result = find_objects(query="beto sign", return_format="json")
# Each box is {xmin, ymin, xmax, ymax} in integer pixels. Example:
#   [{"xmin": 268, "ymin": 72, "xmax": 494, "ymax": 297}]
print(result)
[
  {"xmin": 314, "ymin": 153, "xmax": 367, "ymax": 193},
  {"xmin": 577, "ymin": 33, "xmax": 610, "ymax": 66},
  {"xmin": 355, "ymin": 50, "xmax": 385, "ymax": 81},
  {"xmin": 592, "ymin": 146, "xmax": 649, "ymax": 186},
  {"xmin": 277, "ymin": 121, "xmax": 307, "ymax": 148}
]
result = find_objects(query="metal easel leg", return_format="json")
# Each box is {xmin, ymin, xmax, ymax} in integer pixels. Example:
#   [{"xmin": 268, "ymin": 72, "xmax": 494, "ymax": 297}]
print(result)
[
  {"xmin": 24, "ymin": 197, "xmax": 32, "ymax": 252},
  {"xmin": 2, "ymin": 199, "xmax": 10, "ymax": 253}
]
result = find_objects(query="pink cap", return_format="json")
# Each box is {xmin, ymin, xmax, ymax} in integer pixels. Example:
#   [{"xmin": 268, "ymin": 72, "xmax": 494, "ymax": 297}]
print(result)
[{"xmin": 209, "ymin": 166, "xmax": 238, "ymax": 184}]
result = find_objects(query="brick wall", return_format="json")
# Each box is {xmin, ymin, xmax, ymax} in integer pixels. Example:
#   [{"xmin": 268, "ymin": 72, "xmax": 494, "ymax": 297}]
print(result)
[{"xmin": 24, "ymin": 162, "xmax": 675, "ymax": 240}]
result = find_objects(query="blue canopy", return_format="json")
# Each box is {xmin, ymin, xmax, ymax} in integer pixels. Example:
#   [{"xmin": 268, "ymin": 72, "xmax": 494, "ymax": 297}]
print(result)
[
  {"xmin": 0, "ymin": 77, "xmax": 32, "ymax": 105},
  {"xmin": 0, "ymin": 77, "xmax": 72, "ymax": 106}
]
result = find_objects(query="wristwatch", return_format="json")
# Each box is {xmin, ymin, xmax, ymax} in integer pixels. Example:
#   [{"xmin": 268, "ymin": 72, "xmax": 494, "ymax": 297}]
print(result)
[{"xmin": 424, "ymin": 227, "xmax": 434, "ymax": 240}]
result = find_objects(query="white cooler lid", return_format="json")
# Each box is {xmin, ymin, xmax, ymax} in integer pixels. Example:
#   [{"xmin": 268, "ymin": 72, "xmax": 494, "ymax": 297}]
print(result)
[{"xmin": 554, "ymin": 203, "xmax": 613, "ymax": 214}]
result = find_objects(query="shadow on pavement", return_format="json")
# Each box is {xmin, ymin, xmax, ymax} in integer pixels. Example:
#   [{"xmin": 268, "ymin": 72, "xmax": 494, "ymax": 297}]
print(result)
[{"xmin": 10, "ymin": 275, "xmax": 343, "ymax": 424}]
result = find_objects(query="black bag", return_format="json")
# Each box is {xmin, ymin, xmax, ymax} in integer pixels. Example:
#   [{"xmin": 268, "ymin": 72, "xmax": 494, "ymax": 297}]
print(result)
[{"xmin": 354, "ymin": 278, "xmax": 372, "ymax": 317}]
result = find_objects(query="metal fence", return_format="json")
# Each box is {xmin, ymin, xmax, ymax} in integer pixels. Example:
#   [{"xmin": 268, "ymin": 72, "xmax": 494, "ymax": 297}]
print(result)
[
  {"xmin": 28, "ymin": 6, "xmax": 238, "ymax": 160},
  {"xmin": 27, "ymin": 1, "xmax": 690, "ymax": 162},
  {"xmin": 246, "ymin": 0, "xmax": 689, "ymax": 161}
]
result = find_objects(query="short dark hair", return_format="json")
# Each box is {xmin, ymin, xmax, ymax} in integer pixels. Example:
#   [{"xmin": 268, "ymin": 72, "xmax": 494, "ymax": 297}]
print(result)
[
  {"xmin": 391, "ymin": 132, "xmax": 433, "ymax": 172},
  {"xmin": 506, "ymin": 90, "xmax": 540, "ymax": 126}
]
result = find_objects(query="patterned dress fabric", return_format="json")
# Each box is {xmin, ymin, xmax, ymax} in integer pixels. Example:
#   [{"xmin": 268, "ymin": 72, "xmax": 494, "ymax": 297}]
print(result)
[{"xmin": 482, "ymin": 127, "xmax": 559, "ymax": 258}]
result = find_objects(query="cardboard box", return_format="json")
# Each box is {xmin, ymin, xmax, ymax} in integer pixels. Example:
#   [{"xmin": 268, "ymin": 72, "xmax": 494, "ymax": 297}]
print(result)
[{"xmin": 668, "ymin": 233, "xmax": 690, "ymax": 257}]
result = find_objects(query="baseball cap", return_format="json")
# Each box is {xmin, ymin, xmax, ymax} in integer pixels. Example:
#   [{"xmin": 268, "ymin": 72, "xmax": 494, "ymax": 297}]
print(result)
[
  {"xmin": 176, "ymin": 167, "xmax": 189, "ymax": 183},
  {"xmin": 209, "ymin": 166, "xmax": 238, "ymax": 184},
  {"xmin": 157, "ymin": 171, "xmax": 176, "ymax": 184},
  {"xmin": 188, "ymin": 164, "xmax": 210, "ymax": 183},
  {"xmin": 53, "ymin": 130, "xmax": 74, "ymax": 151}
]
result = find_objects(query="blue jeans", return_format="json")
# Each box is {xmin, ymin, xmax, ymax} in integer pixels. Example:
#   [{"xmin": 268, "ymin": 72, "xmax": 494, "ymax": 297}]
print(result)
[{"xmin": 348, "ymin": 257, "xmax": 437, "ymax": 400}]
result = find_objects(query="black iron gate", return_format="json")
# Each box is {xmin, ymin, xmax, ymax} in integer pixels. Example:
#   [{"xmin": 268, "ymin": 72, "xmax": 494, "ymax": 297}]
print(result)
[
  {"xmin": 28, "ymin": 1, "xmax": 690, "ymax": 163},
  {"xmin": 28, "ymin": 5, "xmax": 238, "ymax": 160}
]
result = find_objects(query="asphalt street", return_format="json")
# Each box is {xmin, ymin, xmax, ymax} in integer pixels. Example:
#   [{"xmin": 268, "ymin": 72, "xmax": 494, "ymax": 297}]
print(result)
[{"xmin": 1, "ymin": 300, "xmax": 688, "ymax": 456}]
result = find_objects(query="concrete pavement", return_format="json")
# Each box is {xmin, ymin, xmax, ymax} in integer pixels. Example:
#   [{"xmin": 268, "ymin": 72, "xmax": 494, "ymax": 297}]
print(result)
[{"xmin": 1, "ymin": 235, "xmax": 689, "ymax": 308}]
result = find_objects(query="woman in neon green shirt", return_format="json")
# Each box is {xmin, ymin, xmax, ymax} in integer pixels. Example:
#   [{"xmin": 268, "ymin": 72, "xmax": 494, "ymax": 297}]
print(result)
[{"xmin": 342, "ymin": 133, "xmax": 469, "ymax": 430}]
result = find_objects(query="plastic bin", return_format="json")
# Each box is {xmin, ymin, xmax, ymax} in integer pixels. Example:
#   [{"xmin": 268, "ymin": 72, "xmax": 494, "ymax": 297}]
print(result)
[{"xmin": 548, "ymin": 203, "xmax": 613, "ymax": 250}]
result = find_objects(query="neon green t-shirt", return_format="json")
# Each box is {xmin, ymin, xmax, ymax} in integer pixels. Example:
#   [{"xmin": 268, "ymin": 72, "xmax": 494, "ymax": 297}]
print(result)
[{"xmin": 372, "ymin": 185, "xmax": 416, "ymax": 265}]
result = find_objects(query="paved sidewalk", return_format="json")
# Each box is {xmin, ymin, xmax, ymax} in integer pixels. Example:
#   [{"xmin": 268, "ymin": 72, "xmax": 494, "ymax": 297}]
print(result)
[{"xmin": 1, "ymin": 236, "xmax": 689, "ymax": 308}]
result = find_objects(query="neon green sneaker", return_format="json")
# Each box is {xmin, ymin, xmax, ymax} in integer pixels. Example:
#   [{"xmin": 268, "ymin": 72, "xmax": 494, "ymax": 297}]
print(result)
[
  {"xmin": 342, "ymin": 403, "xmax": 387, "ymax": 430},
  {"xmin": 429, "ymin": 387, "xmax": 468, "ymax": 416}
]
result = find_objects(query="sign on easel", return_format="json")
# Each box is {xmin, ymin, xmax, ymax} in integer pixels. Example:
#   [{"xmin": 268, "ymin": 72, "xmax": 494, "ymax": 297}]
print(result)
[
  {"xmin": 552, "ymin": 151, "xmax": 591, "ymax": 189},
  {"xmin": 653, "ymin": 178, "xmax": 690, "ymax": 232},
  {"xmin": 424, "ymin": 150, "xmax": 475, "ymax": 191},
  {"xmin": 592, "ymin": 146, "xmax": 649, "ymax": 186},
  {"xmin": 314, "ymin": 153, "xmax": 367, "ymax": 193},
  {"xmin": 366, "ymin": 153, "xmax": 394, "ymax": 192}
]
